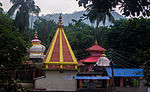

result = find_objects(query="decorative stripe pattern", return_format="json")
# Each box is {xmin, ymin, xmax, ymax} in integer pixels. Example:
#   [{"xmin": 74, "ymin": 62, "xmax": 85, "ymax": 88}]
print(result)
[{"xmin": 44, "ymin": 15, "xmax": 78, "ymax": 70}]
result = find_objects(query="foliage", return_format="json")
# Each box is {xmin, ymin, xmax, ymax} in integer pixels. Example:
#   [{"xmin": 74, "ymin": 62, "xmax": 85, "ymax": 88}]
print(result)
[
  {"xmin": 65, "ymin": 22, "xmax": 109, "ymax": 60},
  {"xmin": 0, "ymin": 65, "xmax": 26, "ymax": 92},
  {"xmin": 0, "ymin": 2, "xmax": 3, "ymax": 13},
  {"xmin": 32, "ymin": 18, "xmax": 109, "ymax": 59},
  {"xmin": 77, "ymin": 0, "xmax": 150, "ymax": 17},
  {"xmin": 105, "ymin": 18, "xmax": 150, "ymax": 85},
  {"xmin": 8, "ymin": 0, "xmax": 40, "ymax": 33},
  {"xmin": 144, "ymin": 61, "xmax": 150, "ymax": 87},
  {"xmin": 33, "ymin": 18, "xmax": 57, "ymax": 49},
  {"xmin": 83, "ymin": 3, "xmax": 114, "ymax": 28},
  {"xmin": 0, "ymin": 13, "xmax": 27, "ymax": 66},
  {"xmin": 65, "ymin": 22, "xmax": 94, "ymax": 59},
  {"xmin": 106, "ymin": 18, "xmax": 150, "ymax": 59}
]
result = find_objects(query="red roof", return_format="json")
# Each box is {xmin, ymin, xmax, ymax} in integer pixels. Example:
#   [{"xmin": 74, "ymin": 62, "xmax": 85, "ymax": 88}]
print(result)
[
  {"xmin": 87, "ymin": 45, "xmax": 106, "ymax": 51},
  {"xmin": 80, "ymin": 56, "xmax": 100, "ymax": 63},
  {"xmin": 43, "ymin": 15, "xmax": 77, "ymax": 70}
]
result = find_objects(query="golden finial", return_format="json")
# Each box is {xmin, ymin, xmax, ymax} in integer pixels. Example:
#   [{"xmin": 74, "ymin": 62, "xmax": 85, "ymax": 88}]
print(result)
[
  {"xmin": 34, "ymin": 30, "xmax": 38, "ymax": 39},
  {"xmin": 95, "ymin": 40, "xmax": 98, "ymax": 45},
  {"xmin": 59, "ymin": 13, "xmax": 62, "ymax": 23},
  {"xmin": 57, "ymin": 13, "xmax": 63, "ymax": 28},
  {"xmin": 101, "ymin": 53, "xmax": 106, "ymax": 57}
]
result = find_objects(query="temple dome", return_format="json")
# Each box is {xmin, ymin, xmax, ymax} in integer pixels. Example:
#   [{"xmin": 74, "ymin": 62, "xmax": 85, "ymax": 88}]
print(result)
[
  {"xmin": 29, "ymin": 30, "xmax": 45, "ymax": 59},
  {"xmin": 95, "ymin": 54, "xmax": 110, "ymax": 66},
  {"xmin": 29, "ymin": 44, "xmax": 45, "ymax": 52}
]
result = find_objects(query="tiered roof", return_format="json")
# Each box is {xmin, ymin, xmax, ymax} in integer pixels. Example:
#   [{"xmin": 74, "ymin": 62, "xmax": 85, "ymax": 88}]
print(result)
[
  {"xmin": 43, "ymin": 14, "xmax": 78, "ymax": 70},
  {"xmin": 87, "ymin": 40, "xmax": 106, "ymax": 51},
  {"xmin": 79, "ymin": 40, "xmax": 106, "ymax": 64}
]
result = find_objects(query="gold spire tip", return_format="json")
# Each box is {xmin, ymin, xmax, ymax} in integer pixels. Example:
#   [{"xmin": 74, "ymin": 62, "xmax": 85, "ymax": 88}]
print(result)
[
  {"xmin": 101, "ymin": 53, "xmax": 106, "ymax": 57},
  {"xmin": 34, "ymin": 30, "xmax": 38, "ymax": 39},
  {"xmin": 95, "ymin": 40, "xmax": 98, "ymax": 45}
]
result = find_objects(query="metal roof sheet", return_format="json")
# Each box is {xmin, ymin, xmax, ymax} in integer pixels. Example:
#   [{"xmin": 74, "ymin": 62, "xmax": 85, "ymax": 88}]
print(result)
[{"xmin": 106, "ymin": 68, "xmax": 144, "ymax": 77}]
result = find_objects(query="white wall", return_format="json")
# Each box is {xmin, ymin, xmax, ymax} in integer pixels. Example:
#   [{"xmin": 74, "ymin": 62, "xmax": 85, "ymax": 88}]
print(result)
[{"xmin": 35, "ymin": 70, "xmax": 77, "ymax": 91}]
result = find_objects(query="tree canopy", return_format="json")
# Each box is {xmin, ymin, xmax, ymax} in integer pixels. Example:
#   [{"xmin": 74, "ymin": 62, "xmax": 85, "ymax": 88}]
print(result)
[
  {"xmin": 0, "ymin": 13, "xmax": 27, "ymax": 66},
  {"xmin": 8, "ymin": 0, "xmax": 40, "ymax": 33},
  {"xmin": 77, "ymin": 0, "xmax": 150, "ymax": 17},
  {"xmin": 0, "ymin": 2, "xmax": 3, "ymax": 13}
]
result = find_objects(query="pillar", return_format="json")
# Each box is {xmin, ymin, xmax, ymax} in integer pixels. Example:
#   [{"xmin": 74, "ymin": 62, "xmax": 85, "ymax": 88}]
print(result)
[
  {"xmin": 120, "ymin": 77, "xmax": 123, "ymax": 87},
  {"xmin": 107, "ymin": 80, "xmax": 109, "ymax": 88},
  {"xmin": 79, "ymin": 79, "xmax": 83, "ymax": 88}
]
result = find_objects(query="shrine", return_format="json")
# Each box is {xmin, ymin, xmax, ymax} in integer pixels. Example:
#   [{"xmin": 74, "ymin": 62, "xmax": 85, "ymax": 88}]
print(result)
[
  {"xmin": 75, "ymin": 41, "xmax": 110, "ymax": 91},
  {"xmin": 29, "ymin": 30, "xmax": 45, "ymax": 63},
  {"xmin": 78, "ymin": 40, "xmax": 107, "ymax": 71}
]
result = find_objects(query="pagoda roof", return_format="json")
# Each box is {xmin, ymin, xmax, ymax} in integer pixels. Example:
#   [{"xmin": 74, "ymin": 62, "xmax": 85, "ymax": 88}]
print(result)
[
  {"xmin": 43, "ymin": 14, "xmax": 78, "ymax": 70},
  {"xmin": 80, "ymin": 56, "xmax": 100, "ymax": 63},
  {"xmin": 87, "ymin": 45, "xmax": 106, "ymax": 51},
  {"xmin": 87, "ymin": 40, "xmax": 106, "ymax": 51}
]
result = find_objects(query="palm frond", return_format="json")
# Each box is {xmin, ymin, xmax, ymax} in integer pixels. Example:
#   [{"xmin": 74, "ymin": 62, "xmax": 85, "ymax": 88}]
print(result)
[
  {"xmin": 107, "ymin": 11, "xmax": 115, "ymax": 23},
  {"xmin": 0, "ymin": 2, "xmax": 2, "ymax": 6},
  {"xmin": 7, "ymin": 3, "xmax": 20, "ymax": 16}
]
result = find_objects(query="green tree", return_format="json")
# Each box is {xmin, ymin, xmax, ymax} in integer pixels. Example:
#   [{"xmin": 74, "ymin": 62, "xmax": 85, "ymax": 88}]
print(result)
[
  {"xmin": 83, "ymin": 4, "xmax": 114, "ymax": 40},
  {"xmin": 84, "ymin": 4, "xmax": 114, "ymax": 28},
  {"xmin": 8, "ymin": 0, "xmax": 40, "ymax": 33},
  {"xmin": 65, "ymin": 22, "xmax": 94, "ymax": 60},
  {"xmin": 77, "ymin": 0, "xmax": 150, "ymax": 17},
  {"xmin": 0, "ymin": 65, "xmax": 26, "ymax": 92},
  {"xmin": 33, "ymin": 18, "xmax": 57, "ymax": 49},
  {"xmin": 0, "ymin": 2, "xmax": 3, "ymax": 13},
  {"xmin": 0, "ymin": 13, "xmax": 27, "ymax": 66},
  {"xmin": 105, "ymin": 18, "xmax": 150, "ymax": 85}
]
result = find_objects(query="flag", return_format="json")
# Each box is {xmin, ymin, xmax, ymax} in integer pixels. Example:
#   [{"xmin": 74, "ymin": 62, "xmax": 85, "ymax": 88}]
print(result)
[{"xmin": 46, "ymin": 24, "xmax": 48, "ymax": 32}]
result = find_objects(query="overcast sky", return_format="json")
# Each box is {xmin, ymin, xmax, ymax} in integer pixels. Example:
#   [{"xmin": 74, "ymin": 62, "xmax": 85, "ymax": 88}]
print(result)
[{"xmin": 0, "ymin": 0, "xmax": 85, "ymax": 15}]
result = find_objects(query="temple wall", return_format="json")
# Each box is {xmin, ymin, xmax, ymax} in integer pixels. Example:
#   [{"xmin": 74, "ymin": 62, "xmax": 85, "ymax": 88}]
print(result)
[{"xmin": 35, "ymin": 70, "xmax": 77, "ymax": 91}]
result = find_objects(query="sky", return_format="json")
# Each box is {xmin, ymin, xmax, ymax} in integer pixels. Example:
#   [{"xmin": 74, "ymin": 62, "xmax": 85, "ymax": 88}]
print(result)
[{"xmin": 0, "ymin": 0, "xmax": 85, "ymax": 15}]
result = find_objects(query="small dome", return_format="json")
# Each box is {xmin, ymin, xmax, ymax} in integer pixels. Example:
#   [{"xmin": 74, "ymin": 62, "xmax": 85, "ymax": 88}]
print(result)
[
  {"xmin": 95, "ymin": 54, "xmax": 110, "ymax": 66},
  {"xmin": 31, "ymin": 39, "xmax": 41, "ymax": 43},
  {"xmin": 29, "ymin": 30, "xmax": 46, "ymax": 59},
  {"xmin": 30, "ymin": 44, "xmax": 45, "ymax": 52},
  {"xmin": 29, "ymin": 54, "xmax": 44, "ymax": 59}
]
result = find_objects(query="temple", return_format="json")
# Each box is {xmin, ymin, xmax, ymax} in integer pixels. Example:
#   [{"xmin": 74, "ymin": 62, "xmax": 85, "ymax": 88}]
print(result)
[
  {"xmin": 35, "ymin": 14, "xmax": 78, "ymax": 91},
  {"xmin": 34, "ymin": 15, "xmax": 145, "ymax": 92},
  {"xmin": 43, "ymin": 15, "xmax": 77, "ymax": 70},
  {"xmin": 78, "ymin": 40, "xmax": 107, "ymax": 71},
  {"xmin": 29, "ymin": 30, "xmax": 45, "ymax": 63}
]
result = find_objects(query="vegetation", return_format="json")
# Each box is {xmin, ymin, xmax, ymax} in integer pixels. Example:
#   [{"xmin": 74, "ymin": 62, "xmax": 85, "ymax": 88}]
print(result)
[
  {"xmin": 0, "ymin": 12, "xmax": 27, "ymax": 66},
  {"xmin": 33, "ymin": 18, "xmax": 57, "ymax": 49},
  {"xmin": 77, "ymin": 0, "xmax": 150, "ymax": 17},
  {"xmin": 0, "ymin": 5, "xmax": 27, "ymax": 91},
  {"xmin": 0, "ymin": 2, "xmax": 3, "ymax": 13},
  {"xmin": 0, "ymin": 65, "xmax": 26, "ymax": 92},
  {"xmin": 83, "ymin": 2, "xmax": 114, "ymax": 27},
  {"xmin": 8, "ymin": 0, "xmax": 40, "ymax": 33},
  {"xmin": 82, "ymin": 3, "xmax": 114, "ymax": 40},
  {"xmin": 106, "ymin": 18, "xmax": 150, "ymax": 86}
]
